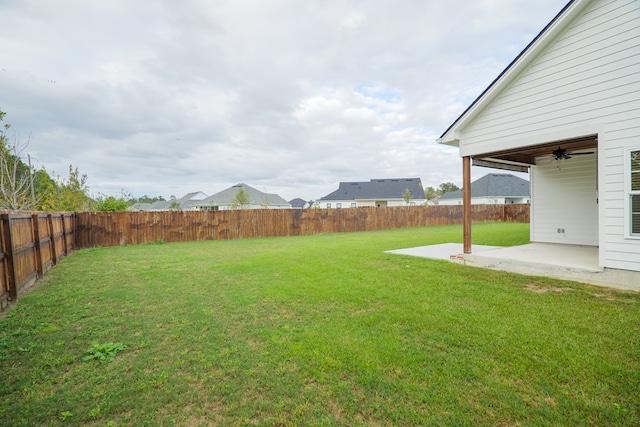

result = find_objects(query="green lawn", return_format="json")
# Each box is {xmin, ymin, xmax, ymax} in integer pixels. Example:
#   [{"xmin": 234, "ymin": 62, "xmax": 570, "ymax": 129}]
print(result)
[{"xmin": 1, "ymin": 223, "xmax": 638, "ymax": 426}]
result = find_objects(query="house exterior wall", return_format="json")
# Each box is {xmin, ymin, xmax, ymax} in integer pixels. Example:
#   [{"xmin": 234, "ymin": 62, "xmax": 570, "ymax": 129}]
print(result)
[
  {"xmin": 377, "ymin": 199, "xmax": 426, "ymax": 207},
  {"xmin": 440, "ymin": 197, "xmax": 491, "ymax": 206},
  {"xmin": 439, "ymin": 197, "xmax": 530, "ymax": 206},
  {"xmin": 450, "ymin": 0, "xmax": 640, "ymax": 271},
  {"xmin": 317, "ymin": 199, "xmax": 427, "ymax": 208},
  {"xmin": 458, "ymin": 0, "xmax": 639, "ymax": 157},
  {"xmin": 531, "ymin": 154, "xmax": 598, "ymax": 245},
  {"xmin": 505, "ymin": 197, "xmax": 529, "ymax": 204},
  {"xmin": 197, "ymin": 203, "xmax": 291, "ymax": 210},
  {"xmin": 316, "ymin": 200, "xmax": 356, "ymax": 209}
]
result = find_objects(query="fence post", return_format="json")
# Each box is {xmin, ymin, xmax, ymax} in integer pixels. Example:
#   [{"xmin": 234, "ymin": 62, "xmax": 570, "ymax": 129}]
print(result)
[
  {"xmin": 1, "ymin": 214, "xmax": 17, "ymax": 302},
  {"xmin": 48, "ymin": 214, "xmax": 58, "ymax": 265},
  {"xmin": 70, "ymin": 213, "xmax": 76, "ymax": 251},
  {"xmin": 60, "ymin": 213, "xmax": 68, "ymax": 256},
  {"xmin": 32, "ymin": 214, "xmax": 44, "ymax": 279}
]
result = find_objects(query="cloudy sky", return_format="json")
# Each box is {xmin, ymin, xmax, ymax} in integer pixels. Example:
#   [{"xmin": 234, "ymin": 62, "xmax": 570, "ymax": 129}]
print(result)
[{"xmin": 0, "ymin": 0, "xmax": 568, "ymax": 201}]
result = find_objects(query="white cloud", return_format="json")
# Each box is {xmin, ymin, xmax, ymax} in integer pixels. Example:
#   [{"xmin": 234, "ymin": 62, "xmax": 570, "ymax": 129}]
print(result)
[{"xmin": 0, "ymin": 0, "xmax": 566, "ymax": 201}]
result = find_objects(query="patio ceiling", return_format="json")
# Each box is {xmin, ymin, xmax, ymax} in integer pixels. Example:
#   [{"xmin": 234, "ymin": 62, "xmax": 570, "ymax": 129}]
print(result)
[{"xmin": 472, "ymin": 134, "xmax": 598, "ymax": 172}]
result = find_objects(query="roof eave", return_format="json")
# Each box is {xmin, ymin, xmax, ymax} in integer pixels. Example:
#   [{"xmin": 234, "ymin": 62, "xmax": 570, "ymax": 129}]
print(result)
[
  {"xmin": 438, "ymin": 0, "xmax": 585, "ymax": 144},
  {"xmin": 436, "ymin": 135, "xmax": 460, "ymax": 148}
]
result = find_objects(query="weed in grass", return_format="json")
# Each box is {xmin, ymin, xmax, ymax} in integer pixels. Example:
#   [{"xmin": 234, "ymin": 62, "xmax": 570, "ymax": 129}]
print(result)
[
  {"xmin": 88, "ymin": 406, "xmax": 101, "ymax": 419},
  {"xmin": 144, "ymin": 238, "xmax": 166, "ymax": 245},
  {"xmin": 82, "ymin": 342, "xmax": 126, "ymax": 362}
]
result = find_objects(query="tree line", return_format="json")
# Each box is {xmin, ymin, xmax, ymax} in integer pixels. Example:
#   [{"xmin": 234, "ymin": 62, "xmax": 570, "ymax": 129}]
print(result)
[
  {"xmin": 0, "ymin": 109, "xmax": 162, "ymax": 212},
  {"xmin": 424, "ymin": 182, "xmax": 459, "ymax": 200}
]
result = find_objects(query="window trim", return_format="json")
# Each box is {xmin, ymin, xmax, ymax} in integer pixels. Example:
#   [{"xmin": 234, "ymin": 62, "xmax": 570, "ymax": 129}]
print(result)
[{"xmin": 626, "ymin": 148, "xmax": 640, "ymax": 239}]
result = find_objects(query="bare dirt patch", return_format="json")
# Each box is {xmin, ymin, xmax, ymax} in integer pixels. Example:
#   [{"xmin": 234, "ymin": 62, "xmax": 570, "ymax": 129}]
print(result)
[
  {"xmin": 593, "ymin": 292, "xmax": 636, "ymax": 303},
  {"xmin": 524, "ymin": 284, "xmax": 572, "ymax": 294}
]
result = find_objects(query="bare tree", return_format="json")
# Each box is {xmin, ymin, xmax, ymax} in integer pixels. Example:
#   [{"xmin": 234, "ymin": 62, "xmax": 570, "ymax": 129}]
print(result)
[{"xmin": 0, "ymin": 135, "xmax": 37, "ymax": 211}]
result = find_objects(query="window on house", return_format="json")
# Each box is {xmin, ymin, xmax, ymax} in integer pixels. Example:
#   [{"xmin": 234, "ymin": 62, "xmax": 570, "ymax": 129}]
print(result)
[
  {"xmin": 336, "ymin": 203, "xmax": 342, "ymax": 208},
  {"xmin": 351, "ymin": 203, "xmax": 356, "ymax": 208},
  {"xmin": 327, "ymin": 203, "xmax": 331, "ymax": 208},
  {"xmin": 631, "ymin": 150, "xmax": 640, "ymax": 235}
]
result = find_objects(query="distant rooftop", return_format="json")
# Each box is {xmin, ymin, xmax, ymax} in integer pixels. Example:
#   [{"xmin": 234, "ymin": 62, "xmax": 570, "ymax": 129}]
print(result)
[
  {"xmin": 439, "ymin": 174, "xmax": 529, "ymax": 199},
  {"xmin": 320, "ymin": 178, "xmax": 425, "ymax": 201},
  {"xmin": 197, "ymin": 183, "xmax": 290, "ymax": 206}
]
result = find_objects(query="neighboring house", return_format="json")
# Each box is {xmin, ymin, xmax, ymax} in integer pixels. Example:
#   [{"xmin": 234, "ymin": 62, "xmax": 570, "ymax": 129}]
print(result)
[
  {"xmin": 427, "ymin": 195, "xmax": 441, "ymax": 206},
  {"xmin": 130, "ymin": 192, "xmax": 208, "ymax": 211},
  {"xmin": 193, "ymin": 183, "xmax": 291, "ymax": 210},
  {"xmin": 438, "ymin": 174, "xmax": 530, "ymax": 206},
  {"xmin": 129, "ymin": 202, "xmax": 152, "ymax": 211},
  {"xmin": 437, "ymin": 0, "xmax": 640, "ymax": 272},
  {"xmin": 289, "ymin": 198, "xmax": 312, "ymax": 209},
  {"xmin": 171, "ymin": 191, "xmax": 209, "ymax": 210},
  {"xmin": 318, "ymin": 178, "xmax": 426, "ymax": 208}
]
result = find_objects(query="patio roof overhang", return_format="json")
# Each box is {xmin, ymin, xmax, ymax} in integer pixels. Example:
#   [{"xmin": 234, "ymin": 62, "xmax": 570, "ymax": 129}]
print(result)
[
  {"xmin": 470, "ymin": 134, "xmax": 598, "ymax": 172},
  {"xmin": 461, "ymin": 133, "xmax": 598, "ymax": 254}
]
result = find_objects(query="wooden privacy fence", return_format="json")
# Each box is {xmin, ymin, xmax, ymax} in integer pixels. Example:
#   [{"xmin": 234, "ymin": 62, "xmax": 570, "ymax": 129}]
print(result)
[
  {"xmin": 0, "ymin": 205, "xmax": 528, "ymax": 309},
  {"xmin": 0, "ymin": 213, "xmax": 76, "ymax": 310},
  {"xmin": 76, "ymin": 204, "xmax": 529, "ymax": 247}
]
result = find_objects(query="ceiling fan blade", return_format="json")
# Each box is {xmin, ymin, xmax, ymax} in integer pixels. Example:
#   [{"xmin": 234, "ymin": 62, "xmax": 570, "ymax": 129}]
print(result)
[
  {"xmin": 568, "ymin": 151, "xmax": 595, "ymax": 155},
  {"xmin": 548, "ymin": 147, "xmax": 595, "ymax": 161}
]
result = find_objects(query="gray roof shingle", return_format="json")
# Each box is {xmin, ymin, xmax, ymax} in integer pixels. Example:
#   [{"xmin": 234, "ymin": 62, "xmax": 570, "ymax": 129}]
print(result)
[
  {"xmin": 289, "ymin": 198, "xmax": 309, "ymax": 208},
  {"xmin": 439, "ymin": 174, "xmax": 529, "ymax": 200},
  {"xmin": 320, "ymin": 178, "xmax": 425, "ymax": 201},
  {"xmin": 197, "ymin": 183, "xmax": 290, "ymax": 207}
]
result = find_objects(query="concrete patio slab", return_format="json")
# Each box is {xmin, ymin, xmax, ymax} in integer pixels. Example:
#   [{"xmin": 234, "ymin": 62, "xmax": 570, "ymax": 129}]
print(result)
[
  {"xmin": 467, "ymin": 243, "xmax": 601, "ymax": 272},
  {"xmin": 387, "ymin": 242, "xmax": 640, "ymax": 291},
  {"xmin": 385, "ymin": 243, "xmax": 500, "ymax": 261}
]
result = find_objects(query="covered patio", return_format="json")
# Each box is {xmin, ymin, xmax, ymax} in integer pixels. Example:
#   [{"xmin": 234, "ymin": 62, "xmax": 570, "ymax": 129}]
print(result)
[{"xmin": 387, "ymin": 243, "xmax": 639, "ymax": 291}]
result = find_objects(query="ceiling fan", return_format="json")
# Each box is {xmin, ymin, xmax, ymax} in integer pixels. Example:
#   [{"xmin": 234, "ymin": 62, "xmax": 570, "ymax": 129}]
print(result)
[{"xmin": 552, "ymin": 146, "xmax": 595, "ymax": 161}]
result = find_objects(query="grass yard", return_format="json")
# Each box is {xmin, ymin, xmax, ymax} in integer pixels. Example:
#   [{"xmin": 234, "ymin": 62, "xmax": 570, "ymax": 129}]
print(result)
[{"xmin": 0, "ymin": 223, "xmax": 638, "ymax": 426}]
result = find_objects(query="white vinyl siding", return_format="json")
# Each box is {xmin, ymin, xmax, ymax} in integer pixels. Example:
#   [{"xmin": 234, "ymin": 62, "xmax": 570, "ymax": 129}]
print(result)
[
  {"xmin": 451, "ymin": 0, "xmax": 640, "ymax": 271},
  {"xmin": 629, "ymin": 150, "xmax": 640, "ymax": 235},
  {"xmin": 318, "ymin": 199, "xmax": 427, "ymax": 208},
  {"xmin": 460, "ymin": 0, "xmax": 640, "ymax": 155},
  {"xmin": 601, "ymin": 139, "xmax": 640, "ymax": 270},
  {"xmin": 439, "ymin": 197, "xmax": 528, "ymax": 205},
  {"xmin": 531, "ymin": 154, "xmax": 598, "ymax": 245}
]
